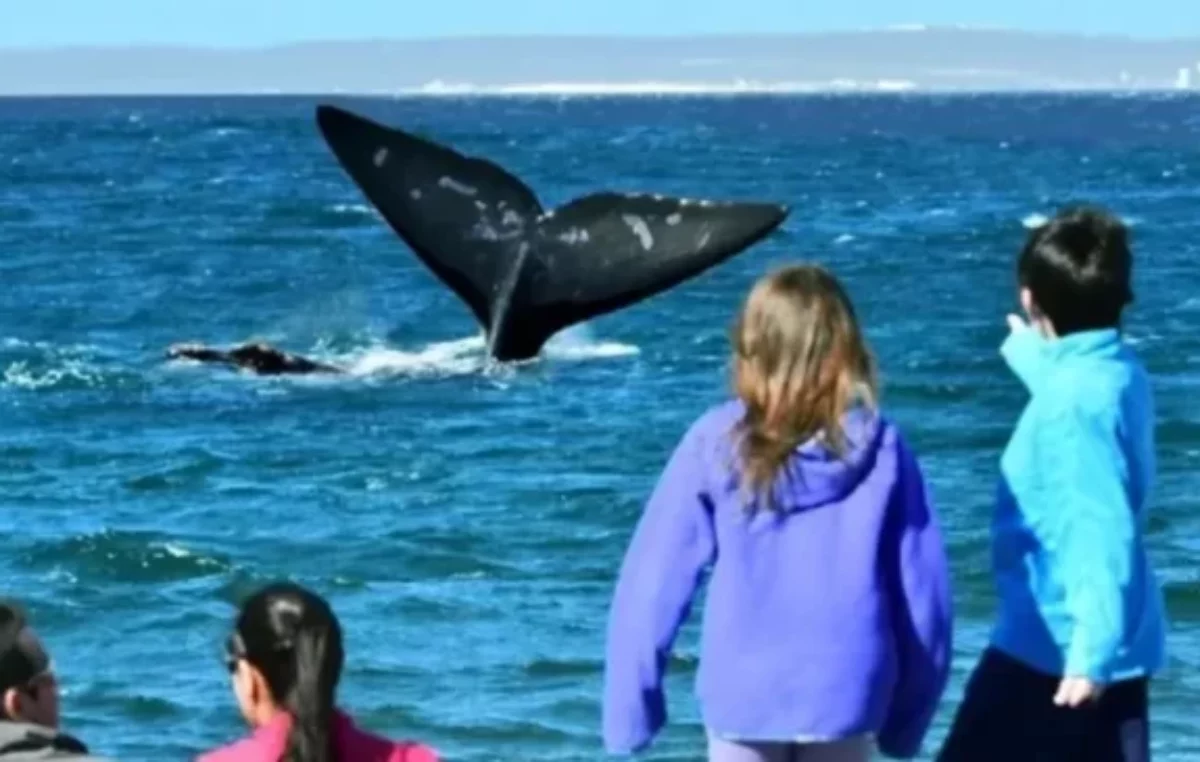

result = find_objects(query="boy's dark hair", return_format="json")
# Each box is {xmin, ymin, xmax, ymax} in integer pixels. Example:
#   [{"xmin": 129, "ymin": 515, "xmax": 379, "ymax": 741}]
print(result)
[
  {"xmin": 0, "ymin": 601, "xmax": 48, "ymax": 714},
  {"xmin": 1017, "ymin": 205, "xmax": 1134, "ymax": 335}
]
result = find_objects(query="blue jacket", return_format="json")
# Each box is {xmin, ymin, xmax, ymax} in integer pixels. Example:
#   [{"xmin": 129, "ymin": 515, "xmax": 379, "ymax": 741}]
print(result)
[
  {"xmin": 603, "ymin": 402, "xmax": 952, "ymax": 758},
  {"xmin": 989, "ymin": 325, "xmax": 1166, "ymax": 683}
]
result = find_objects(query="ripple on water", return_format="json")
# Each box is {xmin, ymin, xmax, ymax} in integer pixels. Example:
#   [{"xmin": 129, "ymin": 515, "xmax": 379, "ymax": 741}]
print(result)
[{"xmin": 18, "ymin": 531, "xmax": 231, "ymax": 583}]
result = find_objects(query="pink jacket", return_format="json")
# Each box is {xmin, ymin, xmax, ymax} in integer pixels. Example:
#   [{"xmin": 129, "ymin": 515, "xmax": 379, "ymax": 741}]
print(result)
[{"xmin": 197, "ymin": 710, "xmax": 438, "ymax": 762}]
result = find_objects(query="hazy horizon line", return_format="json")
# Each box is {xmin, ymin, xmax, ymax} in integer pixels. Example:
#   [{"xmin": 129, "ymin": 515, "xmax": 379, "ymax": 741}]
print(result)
[
  {"xmin": 4, "ymin": 25, "xmax": 1200, "ymax": 52},
  {"xmin": 1, "ymin": 85, "xmax": 1197, "ymax": 100}
]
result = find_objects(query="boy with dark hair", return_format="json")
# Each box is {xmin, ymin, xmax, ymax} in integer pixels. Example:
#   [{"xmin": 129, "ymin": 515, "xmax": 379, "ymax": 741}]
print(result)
[
  {"xmin": 938, "ymin": 206, "xmax": 1166, "ymax": 761},
  {"xmin": 0, "ymin": 601, "xmax": 112, "ymax": 760}
]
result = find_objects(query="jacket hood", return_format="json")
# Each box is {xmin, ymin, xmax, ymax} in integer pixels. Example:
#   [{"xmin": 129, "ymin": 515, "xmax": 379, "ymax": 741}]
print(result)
[{"xmin": 708, "ymin": 400, "xmax": 886, "ymax": 513}]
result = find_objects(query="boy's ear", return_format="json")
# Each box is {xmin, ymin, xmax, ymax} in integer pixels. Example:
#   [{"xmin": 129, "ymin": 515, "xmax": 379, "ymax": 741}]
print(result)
[
  {"xmin": 1020, "ymin": 287, "xmax": 1059, "ymax": 338},
  {"xmin": 1019, "ymin": 287, "xmax": 1043, "ymax": 320},
  {"xmin": 2, "ymin": 687, "xmax": 21, "ymax": 722}
]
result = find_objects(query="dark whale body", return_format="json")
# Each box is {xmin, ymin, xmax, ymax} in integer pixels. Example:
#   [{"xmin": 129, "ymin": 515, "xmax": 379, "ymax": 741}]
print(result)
[{"xmin": 166, "ymin": 343, "xmax": 341, "ymax": 376}]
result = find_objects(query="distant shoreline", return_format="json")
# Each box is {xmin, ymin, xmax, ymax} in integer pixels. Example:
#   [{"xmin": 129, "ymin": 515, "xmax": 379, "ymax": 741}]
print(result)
[
  {"xmin": 2, "ymin": 28, "xmax": 1198, "ymax": 96},
  {"xmin": 0, "ymin": 87, "xmax": 1197, "ymax": 99}
]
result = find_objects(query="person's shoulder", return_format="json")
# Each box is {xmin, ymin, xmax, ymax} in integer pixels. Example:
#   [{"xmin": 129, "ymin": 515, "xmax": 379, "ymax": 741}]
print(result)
[
  {"xmin": 196, "ymin": 717, "xmax": 290, "ymax": 762},
  {"xmin": 684, "ymin": 399, "xmax": 743, "ymax": 444},
  {"xmin": 1041, "ymin": 360, "xmax": 1135, "ymax": 427},
  {"xmin": 865, "ymin": 412, "xmax": 928, "ymax": 487},
  {"xmin": 360, "ymin": 731, "xmax": 438, "ymax": 762},
  {"xmin": 852, "ymin": 408, "xmax": 906, "ymax": 458},
  {"xmin": 340, "ymin": 721, "xmax": 438, "ymax": 762},
  {"xmin": 389, "ymin": 742, "xmax": 439, "ymax": 762},
  {"xmin": 195, "ymin": 736, "xmax": 256, "ymax": 762},
  {"xmin": 665, "ymin": 400, "xmax": 743, "ymax": 471}
]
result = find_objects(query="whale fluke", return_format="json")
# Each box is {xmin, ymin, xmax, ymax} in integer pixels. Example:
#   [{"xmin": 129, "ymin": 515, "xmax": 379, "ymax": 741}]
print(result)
[{"xmin": 315, "ymin": 104, "xmax": 789, "ymax": 362}]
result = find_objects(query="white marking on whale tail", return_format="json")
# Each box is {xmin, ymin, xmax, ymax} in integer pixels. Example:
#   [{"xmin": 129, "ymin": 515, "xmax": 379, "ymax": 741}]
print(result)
[
  {"xmin": 373, "ymin": 147, "xmax": 389, "ymax": 167},
  {"xmin": 558, "ymin": 227, "xmax": 591, "ymax": 245},
  {"xmin": 621, "ymin": 214, "xmax": 655, "ymax": 250},
  {"xmin": 437, "ymin": 176, "xmax": 478, "ymax": 196}
]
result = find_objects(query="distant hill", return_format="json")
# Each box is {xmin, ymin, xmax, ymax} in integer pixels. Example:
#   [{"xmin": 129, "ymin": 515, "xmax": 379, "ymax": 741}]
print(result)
[{"xmin": 2, "ymin": 28, "xmax": 1200, "ymax": 95}]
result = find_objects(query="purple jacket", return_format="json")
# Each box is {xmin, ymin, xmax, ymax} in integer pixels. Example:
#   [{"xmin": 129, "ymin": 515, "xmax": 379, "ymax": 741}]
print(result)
[{"xmin": 602, "ymin": 401, "xmax": 952, "ymax": 758}]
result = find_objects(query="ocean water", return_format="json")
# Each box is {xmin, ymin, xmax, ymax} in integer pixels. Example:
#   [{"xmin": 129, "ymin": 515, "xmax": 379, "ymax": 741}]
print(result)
[{"xmin": 1, "ymin": 93, "xmax": 1199, "ymax": 761}]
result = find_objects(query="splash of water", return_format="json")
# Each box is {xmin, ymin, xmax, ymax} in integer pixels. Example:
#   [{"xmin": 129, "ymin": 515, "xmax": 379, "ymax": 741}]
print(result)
[
  {"xmin": 1, "ymin": 338, "xmax": 125, "ymax": 391},
  {"xmin": 2, "ymin": 360, "xmax": 107, "ymax": 390},
  {"xmin": 342, "ymin": 335, "xmax": 488, "ymax": 378},
  {"xmin": 1022, "ymin": 211, "xmax": 1139, "ymax": 230},
  {"xmin": 5, "ymin": 326, "xmax": 638, "ymax": 393},
  {"xmin": 543, "ymin": 325, "xmax": 640, "ymax": 360}
]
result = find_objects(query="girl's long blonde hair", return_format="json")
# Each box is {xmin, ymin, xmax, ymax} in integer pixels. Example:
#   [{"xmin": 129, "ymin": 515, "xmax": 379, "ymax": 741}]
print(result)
[{"xmin": 731, "ymin": 264, "xmax": 878, "ymax": 507}]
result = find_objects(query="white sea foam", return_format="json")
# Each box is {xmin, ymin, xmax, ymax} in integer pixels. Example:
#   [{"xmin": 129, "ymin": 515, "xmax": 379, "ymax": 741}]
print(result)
[
  {"xmin": 9, "ymin": 328, "xmax": 637, "ymax": 391},
  {"xmin": 162, "ymin": 543, "xmax": 191, "ymax": 558},
  {"xmin": 1, "ymin": 339, "xmax": 113, "ymax": 390},
  {"xmin": 2, "ymin": 359, "xmax": 105, "ymax": 390},
  {"xmin": 329, "ymin": 203, "xmax": 377, "ymax": 217},
  {"xmin": 1023, "ymin": 212, "xmax": 1139, "ymax": 229},
  {"xmin": 342, "ymin": 335, "xmax": 488, "ymax": 378},
  {"xmin": 543, "ymin": 325, "xmax": 640, "ymax": 360},
  {"xmin": 331, "ymin": 328, "xmax": 639, "ymax": 379}
]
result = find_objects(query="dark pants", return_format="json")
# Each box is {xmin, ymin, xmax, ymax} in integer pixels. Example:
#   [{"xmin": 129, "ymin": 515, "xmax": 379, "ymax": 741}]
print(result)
[{"xmin": 938, "ymin": 648, "xmax": 1149, "ymax": 762}]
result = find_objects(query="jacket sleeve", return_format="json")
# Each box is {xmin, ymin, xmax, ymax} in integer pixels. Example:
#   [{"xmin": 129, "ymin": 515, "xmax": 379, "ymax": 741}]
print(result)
[
  {"xmin": 877, "ymin": 437, "xmax": 954, "ymax": 760},
  {"xmin": 602, "ymin": 423, "xmax": 717, "ymax": 755},
  {"xmin": 1000, "ymin": 324, "xmax": 1050, "ymax": 393},
  {"xmin": 1037, "ymin": 394, "xmax": 1135, "ymax": 682}
]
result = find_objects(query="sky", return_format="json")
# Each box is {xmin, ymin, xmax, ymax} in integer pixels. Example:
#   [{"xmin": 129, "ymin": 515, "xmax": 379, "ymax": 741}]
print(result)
[{"xmin": 3, "ymin": 0, "xmax": 1199, "ymax": 48}]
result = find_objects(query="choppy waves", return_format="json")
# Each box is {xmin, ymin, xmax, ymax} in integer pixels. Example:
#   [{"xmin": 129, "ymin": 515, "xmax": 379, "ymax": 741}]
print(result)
[{"xmin": 3, "ymin": 95, "xmax": 1200, "ymax": 760}]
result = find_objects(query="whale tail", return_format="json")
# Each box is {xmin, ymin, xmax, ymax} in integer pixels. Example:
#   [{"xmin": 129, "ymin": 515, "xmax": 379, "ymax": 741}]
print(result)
[{"xmin": 315, "ymin": 104, "xmax": 789, "ymax": 361}]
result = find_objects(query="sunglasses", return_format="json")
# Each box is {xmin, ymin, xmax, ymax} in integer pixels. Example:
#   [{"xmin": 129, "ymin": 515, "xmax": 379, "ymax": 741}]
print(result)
[{"xmin": 222, "ymin": 634, "xmax": 245, "ymax": 674}]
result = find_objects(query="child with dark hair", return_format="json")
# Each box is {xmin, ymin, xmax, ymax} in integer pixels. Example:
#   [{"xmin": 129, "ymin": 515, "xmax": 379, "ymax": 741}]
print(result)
[
  {"xmin": 199, "ymin": 582, "xmax": 438, "ymax": 762},
  {"xmin": 938, "ymin": 206, "xmax": 1167, "ymax": 761}
]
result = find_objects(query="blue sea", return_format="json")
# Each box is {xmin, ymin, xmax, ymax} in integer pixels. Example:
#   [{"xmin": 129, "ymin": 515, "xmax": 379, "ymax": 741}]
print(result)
[{"xmin": 1, "ymin": 93, "xmax": 1199, "ymax": 760}]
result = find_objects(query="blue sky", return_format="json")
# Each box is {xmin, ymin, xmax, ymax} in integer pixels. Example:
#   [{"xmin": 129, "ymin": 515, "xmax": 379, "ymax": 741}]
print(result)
[{"xmin": 4, "ymin": 0, "xmax": 1198, "ymax": 47}]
